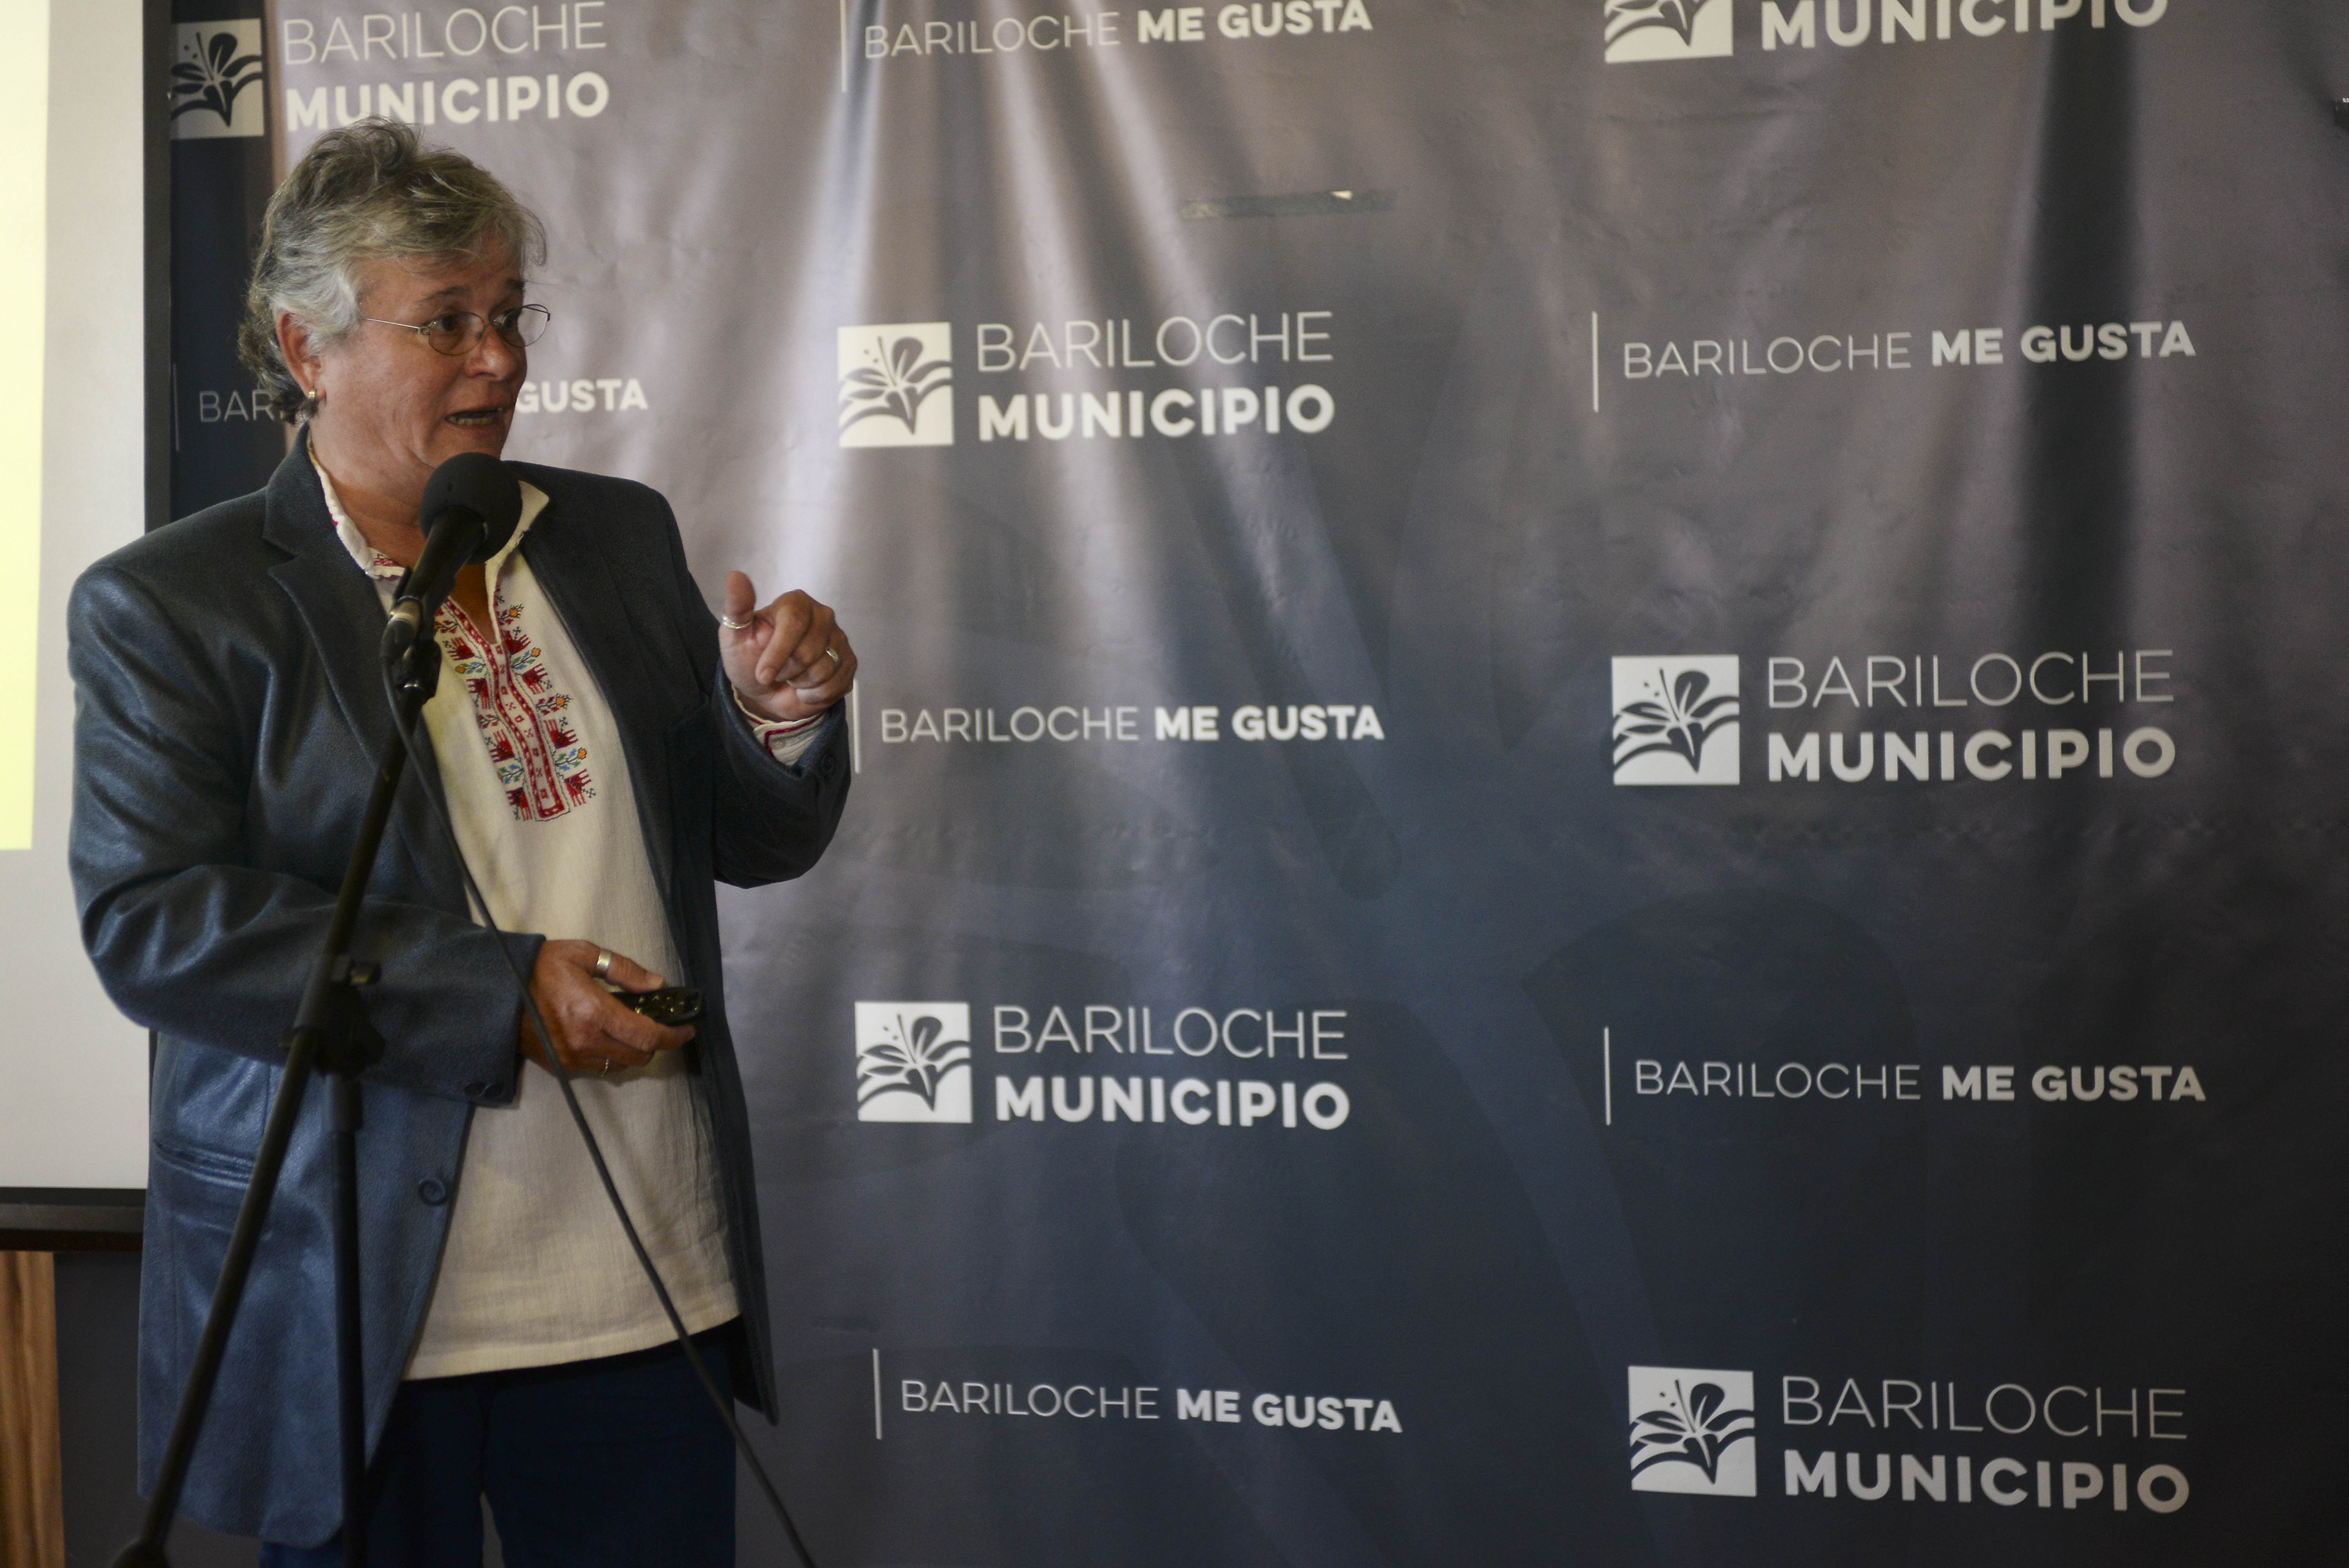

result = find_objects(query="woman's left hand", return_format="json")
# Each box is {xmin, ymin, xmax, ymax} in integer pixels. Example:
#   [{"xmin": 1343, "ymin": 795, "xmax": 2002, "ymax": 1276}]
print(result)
[{"xmin": 720, "ymin": 570, "xmax": 856, "ymax": 722}]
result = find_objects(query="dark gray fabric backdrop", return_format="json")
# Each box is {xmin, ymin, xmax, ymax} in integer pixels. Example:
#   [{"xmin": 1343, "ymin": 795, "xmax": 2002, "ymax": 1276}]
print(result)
[{"xmin": 169, "ymin": 0, "xmax": 2348, "ymax": 1560}]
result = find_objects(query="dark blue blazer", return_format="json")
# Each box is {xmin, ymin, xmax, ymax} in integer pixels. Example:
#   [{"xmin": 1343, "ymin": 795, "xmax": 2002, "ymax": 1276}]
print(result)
[{"xmin": 68, "ymin": 437, "xmax": 848, "ymax": 1546}]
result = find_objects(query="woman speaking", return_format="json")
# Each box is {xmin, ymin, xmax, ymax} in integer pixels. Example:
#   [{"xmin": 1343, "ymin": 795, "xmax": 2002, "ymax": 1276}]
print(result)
[{"xmin": 69, "ymin": 120, "xmax": 851, "ymax": 1563}]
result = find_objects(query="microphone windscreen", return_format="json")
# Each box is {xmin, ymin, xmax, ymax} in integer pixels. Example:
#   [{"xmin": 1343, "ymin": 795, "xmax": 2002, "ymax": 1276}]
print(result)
[{"xmin": 419, "ymin": 453, "xmax": 523, "ymax": 563}]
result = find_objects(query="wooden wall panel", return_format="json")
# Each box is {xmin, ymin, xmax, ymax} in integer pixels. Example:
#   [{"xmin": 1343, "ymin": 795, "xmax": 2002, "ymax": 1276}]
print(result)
[{"xmin": 0, "ymin": 1251, "xmax": 63, "ymax": 1568}]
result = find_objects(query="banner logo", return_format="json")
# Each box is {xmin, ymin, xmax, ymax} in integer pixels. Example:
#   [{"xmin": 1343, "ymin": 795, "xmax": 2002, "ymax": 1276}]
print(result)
[
  {"xmin": 1629, "ymin": 1367, "xmax": 1758, "ymax": 1496},
  {"xmin": 855, "ymin": 1002, "xmax": 974, "ymax": 1122},
  {"xmin": 1604, "ymin": 0, "xmax": 1733, "ymax": 63},
  {"xmin": 278, "ymin": 7, "xmax": 614, "ymax": 136},
  {"xmin": 170, "ymin": 21, "xmax": 266, "ymax": 139},
  {"xmin": 1612, "ymin": 657, "xmax": 1741, "ymax": 785},
  {"xmin": 839, "ymin": 324, "xmax": 954, "ymax": 447}
]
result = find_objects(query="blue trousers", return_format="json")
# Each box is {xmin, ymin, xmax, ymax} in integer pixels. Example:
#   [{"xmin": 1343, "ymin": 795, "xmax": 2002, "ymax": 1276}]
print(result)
[{"xmin": 259, "ymin": 1326, "xmax": 737, "ymax": 1568}]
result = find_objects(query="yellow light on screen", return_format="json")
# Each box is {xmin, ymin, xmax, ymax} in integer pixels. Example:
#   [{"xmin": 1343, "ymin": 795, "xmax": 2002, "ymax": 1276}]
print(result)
[{"xmin": 0, "ymin": 0, "xmax": 46, "ymax": 849}]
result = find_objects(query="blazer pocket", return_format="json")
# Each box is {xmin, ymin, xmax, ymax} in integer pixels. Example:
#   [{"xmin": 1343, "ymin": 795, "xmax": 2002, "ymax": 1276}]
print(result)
[
  {"xmin": 151, "ymin": 1135, "xmax": 258, "ymax": 1195},
  {"xmin": 146, "ymin": 1153, "xmax": 246, "ymax": 1389}
]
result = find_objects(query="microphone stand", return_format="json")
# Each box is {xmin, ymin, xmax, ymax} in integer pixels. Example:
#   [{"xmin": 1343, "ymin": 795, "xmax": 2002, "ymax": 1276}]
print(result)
[{"xmin": 114, "ymin": 633, "xmax": 445, "ymax": 1568}]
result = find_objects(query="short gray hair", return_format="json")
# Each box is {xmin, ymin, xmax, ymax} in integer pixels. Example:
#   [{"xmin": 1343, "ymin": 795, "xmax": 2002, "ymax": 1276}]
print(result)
[{"xmin": 237, "ymin": 118, "xmax": 547, "ymax": 423}]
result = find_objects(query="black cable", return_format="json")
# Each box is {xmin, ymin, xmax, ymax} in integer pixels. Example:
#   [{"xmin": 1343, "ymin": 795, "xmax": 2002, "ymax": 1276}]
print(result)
[{"xmin": 377, "ymin": 653, "xmax": 819, "ymax": 1567}]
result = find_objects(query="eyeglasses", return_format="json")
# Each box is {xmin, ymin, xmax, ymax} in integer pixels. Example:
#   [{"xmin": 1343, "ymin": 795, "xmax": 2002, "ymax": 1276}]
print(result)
[{"xmin": 360, "ymin": 303, "xmax": 551, "ymax": 356}]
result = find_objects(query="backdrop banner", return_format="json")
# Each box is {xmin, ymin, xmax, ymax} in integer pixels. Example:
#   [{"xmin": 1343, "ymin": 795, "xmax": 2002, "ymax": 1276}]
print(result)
[
  {"xmin": 169, "ymin": 0, "xmax": 2349, "ymax": 1560},
  {"xmin": 169, "ymin": 2, "xmax": 282, "ymax": 515}
]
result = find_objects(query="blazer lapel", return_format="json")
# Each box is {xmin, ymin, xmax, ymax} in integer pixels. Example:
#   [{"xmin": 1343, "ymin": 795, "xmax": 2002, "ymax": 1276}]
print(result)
[
  {"xmin": 519, "ymin": 490, "xmax": 683, "ymax": 913},
  {"xmin": 259, "ymin": 435, "xmax": 470, "ymax": 916}
]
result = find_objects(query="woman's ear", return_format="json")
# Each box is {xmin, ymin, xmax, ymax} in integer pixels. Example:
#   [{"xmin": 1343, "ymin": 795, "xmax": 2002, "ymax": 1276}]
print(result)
[{"xmin": 274, "ymin": 311, "xmax": 320, "ymax": 400}]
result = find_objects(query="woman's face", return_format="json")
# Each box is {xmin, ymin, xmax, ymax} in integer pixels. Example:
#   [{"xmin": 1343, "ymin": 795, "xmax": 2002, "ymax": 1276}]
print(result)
[{"xmin": 292, "ymin": 237, "xmax": 526, "ymax": 511}]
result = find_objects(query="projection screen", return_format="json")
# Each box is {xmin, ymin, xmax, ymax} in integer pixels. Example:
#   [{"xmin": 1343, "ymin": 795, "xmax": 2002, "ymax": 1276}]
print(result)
[{"xmin": 0, "ymin": 0, "xmax": 155, "ymax": 1190}]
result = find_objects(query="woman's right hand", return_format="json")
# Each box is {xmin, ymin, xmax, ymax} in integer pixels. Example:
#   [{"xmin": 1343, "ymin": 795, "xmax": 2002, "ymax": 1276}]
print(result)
[{"xmin": 517, "ymin": 939, "xmax": 695, "ymax": 1078}]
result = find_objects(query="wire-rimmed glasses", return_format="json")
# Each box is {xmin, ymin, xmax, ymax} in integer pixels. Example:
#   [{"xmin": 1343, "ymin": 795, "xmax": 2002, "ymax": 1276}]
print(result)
[{"xmin": 360, "ymin": 303, "xmax": 551, "ymax": 356}]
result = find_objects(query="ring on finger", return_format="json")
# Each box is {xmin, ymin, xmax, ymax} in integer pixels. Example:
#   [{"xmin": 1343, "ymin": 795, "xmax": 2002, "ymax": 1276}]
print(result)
[
  {"xmin": 719, "ymin": 614, "xmax": 752, "ymax": 631},
  {"xmin": 593, "ymin": 948, "xmax": 613, "ymax": 980},
  {"xmin": 599, "ymin": 1056, "xmax": 615, "ymax": 1076},
  {"xmin": 824, "ymin": 643, "xmax": 841, "ymax": 666}
]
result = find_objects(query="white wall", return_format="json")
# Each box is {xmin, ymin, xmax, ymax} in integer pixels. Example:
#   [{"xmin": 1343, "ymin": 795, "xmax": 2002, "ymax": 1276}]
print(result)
[{"xmin": 0, "ymin": 0, "xmax": 152, "ymax": 1187}]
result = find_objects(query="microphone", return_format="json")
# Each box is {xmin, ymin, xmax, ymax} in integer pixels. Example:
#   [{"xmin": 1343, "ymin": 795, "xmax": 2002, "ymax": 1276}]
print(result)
[{"xmin": 380, "ymin": 453, "xmax": 523, "ymax": 659}]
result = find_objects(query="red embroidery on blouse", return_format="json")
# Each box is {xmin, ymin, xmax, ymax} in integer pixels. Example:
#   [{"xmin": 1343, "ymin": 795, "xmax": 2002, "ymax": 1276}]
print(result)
[{"xmin": 435, "ymin": 595, "xmax": 597, "ymax": 821}]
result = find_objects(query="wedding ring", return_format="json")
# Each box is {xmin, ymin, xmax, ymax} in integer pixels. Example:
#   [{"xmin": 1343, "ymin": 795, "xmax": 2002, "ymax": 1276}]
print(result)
[
  {"xmin": 593, "ymin": 948, "xmax": 613, "ymax": 980},
  {"xmin": 600, "ymin": 1056, "xmax": 615, "ymax": 1076},
  {"xmin": 719, "ymin": 614, "xmax": 752, "ymax": 631},
  {"xmin": 824, "ymin": 644, "xmax": 841, "ymax": 666}
]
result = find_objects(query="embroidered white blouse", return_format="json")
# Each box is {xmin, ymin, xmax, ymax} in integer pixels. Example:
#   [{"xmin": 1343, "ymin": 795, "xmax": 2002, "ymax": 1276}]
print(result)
[{"xmin": 316, "ymin": 459, "xmax": 816, "ymax": 1379}]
